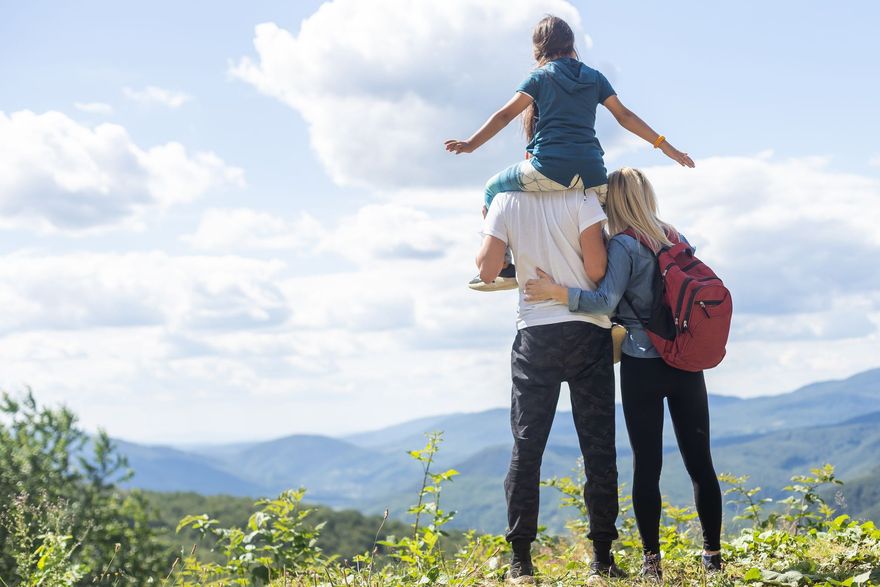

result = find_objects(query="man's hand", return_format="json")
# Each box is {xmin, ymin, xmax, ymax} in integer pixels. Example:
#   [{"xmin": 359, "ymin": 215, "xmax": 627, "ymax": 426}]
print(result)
[
  {"xmin": 444, "ymin": 139, "xmax": 474, "ymax": 154},
  {"xmin": 524, "ymin": 268, "xmax": 568, "ymax": 304}
]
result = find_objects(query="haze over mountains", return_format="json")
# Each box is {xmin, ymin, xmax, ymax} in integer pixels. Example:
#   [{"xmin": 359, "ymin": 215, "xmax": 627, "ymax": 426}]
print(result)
[{"xmin": 120, "ymin": 368, "xmax": 880, "ymax": 532}]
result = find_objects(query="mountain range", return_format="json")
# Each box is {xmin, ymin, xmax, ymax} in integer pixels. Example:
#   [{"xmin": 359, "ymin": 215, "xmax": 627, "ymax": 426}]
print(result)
[{"xmin": 119, "ymin": 367, "xmax": 880, "ymax": 533}]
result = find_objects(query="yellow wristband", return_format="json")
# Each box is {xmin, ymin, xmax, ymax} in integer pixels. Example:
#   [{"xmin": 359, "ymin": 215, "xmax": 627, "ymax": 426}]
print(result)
[{"xmin": 653, "ymin": 135, "xmax": 666, "ymax": 148}]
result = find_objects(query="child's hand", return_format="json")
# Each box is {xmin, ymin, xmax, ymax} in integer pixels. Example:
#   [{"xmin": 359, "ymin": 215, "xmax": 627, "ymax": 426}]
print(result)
[
  {"xmin": 660, "ymin": 141, "xmax": 695, "ymax": 168},
  {"xmin": 444, "ymin": 139, "xmax": 473, "ymax": 154}
]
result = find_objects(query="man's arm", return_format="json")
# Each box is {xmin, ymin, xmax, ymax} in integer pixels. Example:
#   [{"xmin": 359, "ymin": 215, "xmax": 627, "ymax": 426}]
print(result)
[
  {"xmin": 579, "ymin": 223, "xmax": 607, "ymax": 284},
  {"xmin": 475, "ymin": 235, "xmax": 507, "ymax": 284}
]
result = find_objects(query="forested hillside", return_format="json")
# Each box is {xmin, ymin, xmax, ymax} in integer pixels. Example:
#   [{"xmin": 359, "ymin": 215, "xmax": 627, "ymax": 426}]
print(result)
[
  {"xmin": 118, "ymin": 368, "xmax": 880, "ymax": 531},
  {"xmin": 3, "ymin": 397, "xmax": 879, "ymax": 586}
]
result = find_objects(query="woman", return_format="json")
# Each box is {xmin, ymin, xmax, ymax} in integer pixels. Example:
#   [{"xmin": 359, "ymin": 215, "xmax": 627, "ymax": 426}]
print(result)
[{"xmin": 523, "ymin": 167, "xmax": 723, "ymax": 579}]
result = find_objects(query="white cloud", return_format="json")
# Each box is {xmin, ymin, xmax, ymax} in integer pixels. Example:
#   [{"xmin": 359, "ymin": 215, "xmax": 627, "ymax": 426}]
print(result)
[
  {"xmin": 184, "ymin": 208, "xmax": 324, "ymax": 252},
  {"xmin": 643, "ymin": 155, "xmax": 880, "ymax": 317},
  {"xmin": 0, "ymin": 252, "xmax": 288, "ymax": 333},
  {"xmin": 0, "ymin": 110, "xmax": 244, "ymax": 232},
  {"xmin": 123, "ymin": 85, "xmax": 192, "ymax": 108},
  {"xmin": 74, "ymin": 102, "xmax": 114, "ymax": 115},
  {"xmin": 602, "ymin": 133, "xmax": 645, "ymax": 164},
  {"xmin": 1, "ymin": 152, "xmax": 878, "ymax": 443},
  {"xmin": 322, "ymin": 203, "xmax": 458, "ymax": 262},
  {"xmin": 870, "ymin": 154, "xmax": 880, "ymax": 167},
  {"xmin": 582, "ymin": 33, "xmax": 594, "ymax": 50},
  {"xmin": 230, "ymin": 0, "xmax": 595, "ymax": 190}
]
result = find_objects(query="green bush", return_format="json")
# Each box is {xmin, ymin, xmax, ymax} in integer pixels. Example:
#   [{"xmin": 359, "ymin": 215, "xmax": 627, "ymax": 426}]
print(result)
[
  {"xmin": 4, "ymin": 393, "xmax": 880, "ymax": 586},
  {"xmin": 0, "ymin": 391, "xmax": 169, "ymax": 584}
]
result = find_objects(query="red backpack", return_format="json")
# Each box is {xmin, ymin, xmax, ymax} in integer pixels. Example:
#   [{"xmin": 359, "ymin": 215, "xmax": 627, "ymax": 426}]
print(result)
[{"xmin": 621, "ymin": 229, "xmax": 732, "ymax": 372}]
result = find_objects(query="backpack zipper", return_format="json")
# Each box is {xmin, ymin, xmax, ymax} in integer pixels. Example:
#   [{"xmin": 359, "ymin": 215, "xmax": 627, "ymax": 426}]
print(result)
[
  {"xmin": 699, "ymin": 299, "xmax": 724, "ymax": 318},
  {"xmin": 674, "ymin": 277, "xmax": 694, "ymax": 328},
  {"xmin": 685, "ymin": 291, "xmax": 728, "ymax": 329},
  {"xmin": 682, "ymin": 285, "xmax": 703, "ymax": 330}
]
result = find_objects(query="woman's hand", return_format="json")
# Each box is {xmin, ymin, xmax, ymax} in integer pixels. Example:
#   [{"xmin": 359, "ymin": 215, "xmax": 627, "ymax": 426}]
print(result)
[
  {"xmin": 524, "ymin": 268, "xmax": 568, "ymax": 303},
  {"xmin": 660, "ymin": 141, "xmax": 695, "ymax": 168},
  {"xmin": 444, "ymin": 139, "xmax": 474, "ymax": 154}
]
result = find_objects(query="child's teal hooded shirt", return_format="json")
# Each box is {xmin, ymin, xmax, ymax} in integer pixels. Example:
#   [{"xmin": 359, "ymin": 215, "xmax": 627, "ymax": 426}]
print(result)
[{"xmin": 516, "ymin": 57, "xmax": 616, "ymax": 188}]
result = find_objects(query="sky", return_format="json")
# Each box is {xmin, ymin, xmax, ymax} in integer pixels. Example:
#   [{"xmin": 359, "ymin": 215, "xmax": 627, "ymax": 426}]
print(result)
[{"xmin": 0, "ymin": 0, "xmax": 879, "ymax": 444}]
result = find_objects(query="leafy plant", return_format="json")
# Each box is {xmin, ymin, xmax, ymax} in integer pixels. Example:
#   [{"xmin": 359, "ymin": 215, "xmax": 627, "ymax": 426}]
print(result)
[
  {"xmin": 377, "ymin": 432, "xmax": 460, "ymax": 584},
  {"xmin": 542, "ymin": 458, "xmax": 590, "ymax": 537},
  {"xmin": 0, "ymin": 391, "xmax": 168, "ymax": 584},
  {"xmin": 719, "ymin": 472, "xmax": 775, "ymax": 528},
  {"xmin": 175, "ymin": 488, "xmax": 324, "ymax": 585},
  {"xmin": 780, "ymin": 464, "xmax": 843, "ymax": 533}
]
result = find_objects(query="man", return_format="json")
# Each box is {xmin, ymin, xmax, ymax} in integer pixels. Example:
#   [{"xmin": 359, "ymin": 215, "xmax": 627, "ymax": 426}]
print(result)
[{"xmin": 477, "ymin": 188, "xmax": 624, "ymax": 584}]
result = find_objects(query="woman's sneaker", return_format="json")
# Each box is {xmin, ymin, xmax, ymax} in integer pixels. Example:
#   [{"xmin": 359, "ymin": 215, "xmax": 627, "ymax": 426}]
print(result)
[
  {"xmin": 586, "ymin": 555, "xmax": 628, "ymax": 585},
  {"xmin": 468, "ymin": 264, "xmax": 518, "ymax": 292},
  {"xmin": 701, "ymin": 552, "xmax": 722, "ymax": 573},
  {"xmin": 640, "ymin": 553, "xmax": 662, "ymax": 581}
]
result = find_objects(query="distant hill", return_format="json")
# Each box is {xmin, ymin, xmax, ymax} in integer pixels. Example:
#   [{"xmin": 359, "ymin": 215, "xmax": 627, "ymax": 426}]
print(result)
[
  {"xmin": 832, "ymin": 465, "xmax": 880, "ymax": 522},
  {"xmin": 364, "ymin": 408, "xmax": 880, "ymax": 533},
  {"xmin": 223, "ymin": 434, "xmax": 421, "ymax": 506},
  {"xmin": 117, "ymin": 440, "xmax": 264, "ymax": 496},
  {"xmin": 116, "ymin": 367, "xmax": 880, "ymax": 532},
  {"xmin": 710, "ymin": 368, "xmax": 880, "ymax": 436},
  {"xmin": 341, "ymin": 368, "xmax": 880, "ymax": 459}
]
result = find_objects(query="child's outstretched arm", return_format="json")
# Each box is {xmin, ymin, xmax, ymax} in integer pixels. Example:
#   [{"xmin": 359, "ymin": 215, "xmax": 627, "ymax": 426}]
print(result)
[
  {"xmin": 445, "ymin": 92, "xmax": 533, "ymax": 154},
  {"xmin": 603, "ymin": 95, "xmax": 695, "ymax": 168}
]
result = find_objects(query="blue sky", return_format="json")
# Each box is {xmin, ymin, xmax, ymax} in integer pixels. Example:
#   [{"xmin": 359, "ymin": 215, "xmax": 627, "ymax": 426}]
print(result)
[{"xmin": 0, "ymin": 0, "xmax": 878, "ymax": 443}]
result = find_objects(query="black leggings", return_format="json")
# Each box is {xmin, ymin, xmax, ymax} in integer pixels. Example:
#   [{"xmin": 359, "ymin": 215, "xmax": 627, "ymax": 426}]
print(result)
[{"xmin": 620, "ymin": 354, "xmax": 722, "ymax": 553}]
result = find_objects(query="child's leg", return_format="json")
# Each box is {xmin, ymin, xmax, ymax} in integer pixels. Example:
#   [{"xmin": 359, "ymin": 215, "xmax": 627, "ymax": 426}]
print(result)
[
  {"xmin": 484, "ymin": 162, "xmax": 530, "ymax": 208},
  {"xmin": 485, "ymin": 159, "xmax": 589, "ymax": 207},
  {"xmin": 517, "ymin": 159, "xmax": 582, "ymax": 193}
]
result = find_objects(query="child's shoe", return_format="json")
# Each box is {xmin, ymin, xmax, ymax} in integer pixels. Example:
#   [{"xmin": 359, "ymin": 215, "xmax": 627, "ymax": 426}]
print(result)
[{"xmin": 468, "ymin": 264, "xmax": 518, "ymax": 292}]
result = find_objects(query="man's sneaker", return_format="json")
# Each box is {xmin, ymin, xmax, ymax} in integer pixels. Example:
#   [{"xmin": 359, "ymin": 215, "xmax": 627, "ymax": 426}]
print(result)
[
  {"xmin": 586, "ymin": 555, "xmax": 628, "ymax": 585},
  {"xmin": 506, "ymin": 552, "xmax": 535, "ymax": 584},
  {"xmin": 468, "ymin": 264, "xmax": 518, "ymax": 292},
  {"xmin": 702, "ymin": 552, "xmax": 723, "ymax": 573},
  {"xmin": 640, "ymin": 552, "xmax": 662, "ymax": 581}
]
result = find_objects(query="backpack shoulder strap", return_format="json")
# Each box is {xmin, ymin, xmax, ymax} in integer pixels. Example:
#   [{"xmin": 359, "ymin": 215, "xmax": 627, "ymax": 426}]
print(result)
[{"xmin": 621, "ymin": 228, "xmax": 682, "ymax": 254}]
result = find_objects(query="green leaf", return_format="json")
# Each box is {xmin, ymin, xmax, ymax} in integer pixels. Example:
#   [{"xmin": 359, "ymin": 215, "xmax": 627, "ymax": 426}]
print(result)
[
  {"xmin": 176, "ymin": 513, "xmax": 212, "ymax": 533},
  {"xmin": 744, "ymin": 567, "xmax": 763, "ymax": 581}
]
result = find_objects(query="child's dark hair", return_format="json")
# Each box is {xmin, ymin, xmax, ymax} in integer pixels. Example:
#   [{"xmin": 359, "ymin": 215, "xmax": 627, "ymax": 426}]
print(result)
[
  {"xmin": 532, "ymin": 15, "xmax": 575, "ymax": 63},
  {"xmin": 523, "ymin": 15, "xmax": 577, "ymax": 141}
]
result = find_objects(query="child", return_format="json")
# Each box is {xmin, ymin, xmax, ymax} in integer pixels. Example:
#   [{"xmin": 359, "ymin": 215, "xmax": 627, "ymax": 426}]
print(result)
[{"xmin": 445, "ymin": 15, "xmax": 694, "ymax": 292}]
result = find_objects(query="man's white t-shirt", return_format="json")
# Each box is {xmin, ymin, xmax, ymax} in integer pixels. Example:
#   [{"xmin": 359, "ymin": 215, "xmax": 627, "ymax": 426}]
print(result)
[{"xmin": 482, "ymin": 189, "xmax": 611, "ymax": 331}]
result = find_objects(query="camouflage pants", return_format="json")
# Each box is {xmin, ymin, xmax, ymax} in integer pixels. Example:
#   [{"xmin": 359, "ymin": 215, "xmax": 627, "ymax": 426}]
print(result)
[{"xmin": 504, "ymin": 321, "xmax": 619, "ymax": 544}]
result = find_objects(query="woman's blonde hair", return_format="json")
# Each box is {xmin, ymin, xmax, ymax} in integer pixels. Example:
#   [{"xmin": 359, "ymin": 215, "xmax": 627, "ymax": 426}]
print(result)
[{"xmin": 605, "ymin": 167, "xmax": 675, "ymax": 251}]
